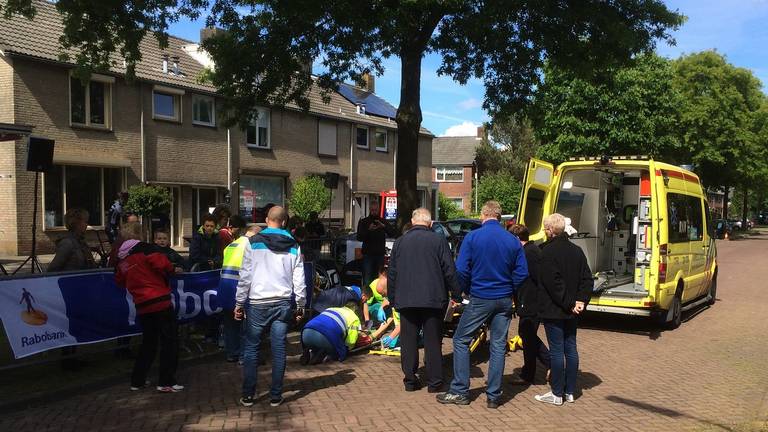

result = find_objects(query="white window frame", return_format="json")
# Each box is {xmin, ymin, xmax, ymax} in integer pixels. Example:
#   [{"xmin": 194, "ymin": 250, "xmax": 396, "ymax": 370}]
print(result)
[
  {"xmin": 42, "ymin": 165, "xmax": 126, "ymax": 230},
  {"xmin": 192, "ymin": 94, "xmax": 216, "ymax": 127},
  {"xmin": 246, "ymin": 107, "xmax": 271, "ymax": 149},
  {"xmin": 69, "ymin": 72, "xmax": 114, "ymax": 129},
  {"xmin": 449, "ymin": 197, "xmax": 464, "ymax": 209},
  {"xmin": 355, "ymin": 125, "xmax": 369, "ymax": 149},
  {"xmin": 152, "ymin": 85, "xmax": 184, "ymax": 122},
  {"xmin": 374, "ymin": 129, "xmax": 388, "ymax": 152},
  {"xmin": 435, "ymin": 166, "xmax": 464, "ymax": 182}
]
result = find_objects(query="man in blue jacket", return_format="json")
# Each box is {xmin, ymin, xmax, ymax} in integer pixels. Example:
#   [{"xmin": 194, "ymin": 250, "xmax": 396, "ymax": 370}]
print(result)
[{"xmin": 437, "ymin": 201, "xmax": 528, "ymax": 409}]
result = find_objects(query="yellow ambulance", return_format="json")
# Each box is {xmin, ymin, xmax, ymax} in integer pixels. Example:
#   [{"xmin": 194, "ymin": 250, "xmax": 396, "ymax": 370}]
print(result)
[{"xmin": 518, "ymin": 156, "xmax": 717, "ymax": 328}]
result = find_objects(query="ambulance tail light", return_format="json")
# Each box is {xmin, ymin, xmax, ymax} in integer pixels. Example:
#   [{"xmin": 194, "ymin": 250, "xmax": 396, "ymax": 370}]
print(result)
[{"xmin": 658, "ymin": 262, "xmax": 667, "ymax": 283}]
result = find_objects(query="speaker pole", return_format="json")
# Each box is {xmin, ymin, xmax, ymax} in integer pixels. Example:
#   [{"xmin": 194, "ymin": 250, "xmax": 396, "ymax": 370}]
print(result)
[{"xmin": 13, "ymin": 171, "xmax": 43, "ymax": 274}]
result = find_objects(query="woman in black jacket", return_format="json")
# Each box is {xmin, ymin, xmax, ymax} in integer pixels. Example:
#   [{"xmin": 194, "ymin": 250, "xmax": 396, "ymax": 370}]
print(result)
[{"xmin": 534, "ymin": 213, "xmax": 593, "ymax": 406}]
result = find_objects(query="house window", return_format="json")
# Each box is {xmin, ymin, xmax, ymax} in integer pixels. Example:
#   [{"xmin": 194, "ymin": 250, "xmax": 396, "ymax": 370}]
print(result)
[
  {"xmin": 70, "ymin": 76, "xmax": 112, "ymax": 128},
  {"xmin": 239, "ymin": 175, "xmax": 285, "ymax": 222},
  {"xmin": 318, "ymin": 120, "xmax": 337, "ymax": 156},
  {"xmin": 152, "ymin": 86, "xmax": 183, "ymax": 121},
  {"xmin": 449, "ymin": 198, "xmax": 464, "ymax": 209},
  {"xmin": 356, "ymin": 125, "xmax": 369, "ymax": 149},
  {"xmin": 246, "ymin": 108, "xmax": 271, "ymax": 149},
  {"xmin": 374, "ymin": 129, "xmax": 388, "ymax": 152},
  {"xmin": 43, "ymin": 165, "xmax": 124, "ymax": 229},
  {"xmin": 436, "ymin": 166, "xmax": 464, "ymax": 182},
  {"xmin": 192, "ymin": 95, "xmax": 215, "ymax": 126}
]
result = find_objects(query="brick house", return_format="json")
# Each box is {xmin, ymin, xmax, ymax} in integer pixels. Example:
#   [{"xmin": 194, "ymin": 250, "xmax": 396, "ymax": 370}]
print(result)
[
  {"xmin": 0, "ymin": 1, "xmax": 434, "ymax": 256},
  {"xmin": 431, "ymin": 128, "xmax": 483, "ymax": 214}
]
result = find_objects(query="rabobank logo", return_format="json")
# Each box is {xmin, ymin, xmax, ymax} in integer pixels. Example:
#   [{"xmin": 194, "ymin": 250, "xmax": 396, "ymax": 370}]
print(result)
[{"xmin": 19, "ymin": 287, "xmax": 48, "ymax": 326}]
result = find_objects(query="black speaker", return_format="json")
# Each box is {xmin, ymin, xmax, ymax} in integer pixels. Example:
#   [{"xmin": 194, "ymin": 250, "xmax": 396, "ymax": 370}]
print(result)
[
  {"xmin": 324, "ymin": 172, "xmax": 339, "ymax": 189},
  {"xmin": 26, "ymin": 137, "xmax": 55, "ymax": 172}
]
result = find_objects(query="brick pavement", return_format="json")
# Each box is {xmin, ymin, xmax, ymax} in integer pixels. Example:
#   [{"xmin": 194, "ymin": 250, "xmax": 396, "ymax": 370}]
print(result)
[{"xmin": 2, "ymin": 237, "xmax": 768, "ymax": 431}]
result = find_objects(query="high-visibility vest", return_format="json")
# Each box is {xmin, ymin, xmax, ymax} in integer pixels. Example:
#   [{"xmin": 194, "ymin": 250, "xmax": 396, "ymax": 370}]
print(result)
[{"xmin": 218, "ymin": 235, "xmax": 249, "ymax": 309}]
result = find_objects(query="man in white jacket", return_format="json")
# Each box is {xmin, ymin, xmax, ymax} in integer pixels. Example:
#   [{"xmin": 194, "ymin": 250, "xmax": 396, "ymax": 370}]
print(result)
[{"xmin": 235, "ymin": 206, "xmax": 307, "ymax": 408}]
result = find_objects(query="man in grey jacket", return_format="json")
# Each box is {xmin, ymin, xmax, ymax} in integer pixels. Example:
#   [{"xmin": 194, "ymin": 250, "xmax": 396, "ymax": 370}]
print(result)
[{"xmin": 48, "ymin": 208, "xmax": 96, "ymax": 272}]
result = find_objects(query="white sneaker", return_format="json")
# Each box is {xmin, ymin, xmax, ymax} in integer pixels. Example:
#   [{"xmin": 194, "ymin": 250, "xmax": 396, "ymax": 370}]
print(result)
[
  {"xmin": 565, "ymin": 393, "xmax": 575, "ymax": 403},
  {"xmin": 130, "ymin": 380, "xmax": 150, "ymax": 391},
  {"xmin": 157, "ymin": 384, "xmax": 184, "ymax": 393},
  {"xmin": 535, "ymin": 392, "xmax": 563, "ymax": 406}
]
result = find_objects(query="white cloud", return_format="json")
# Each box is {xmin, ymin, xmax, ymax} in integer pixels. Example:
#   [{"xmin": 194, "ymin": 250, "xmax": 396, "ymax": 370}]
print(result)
[
  {"xmin": 441, "ymin": 121, "xmax": 480, "ymax": 137},
  {"xmin": 457, "ymin": 97, "xmax": 482, "ymax": 111}
]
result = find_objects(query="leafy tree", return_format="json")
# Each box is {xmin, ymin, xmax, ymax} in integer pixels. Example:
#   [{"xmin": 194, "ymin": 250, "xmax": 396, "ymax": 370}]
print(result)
[
  {"xmin": 287, "ymin": 175, "xmax": 331, "ymax": 220},
  {"xmin": 438, "ymin": 192, "xmax": 465, "ymax": 221},
  {"xmin": 2, "ymin": 0, "xmax": 684, "ymax": 229},
  {"xmin": 672, "ymin": 51, "xmax": 767, "ymax": 220},
  {"xmin": 475, "ymin": 116, "xmax": 538, "ymax": 182},
  {"xmin": 472, "ymin": 172, "xmax": 522, "ymax": 217},
  {"xmin": 125, "ymin": 184, "xmax": 172, "ymax": 218},
  {"xmin": 531, "ymin": 53, "xmax": 684, "ymax": 165}
]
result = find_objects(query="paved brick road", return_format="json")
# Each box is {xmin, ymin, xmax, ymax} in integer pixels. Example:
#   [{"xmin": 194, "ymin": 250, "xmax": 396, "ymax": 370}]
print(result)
[{"xmin": 2, "ymin": 236, "xmax": 768, "ymax": 432}]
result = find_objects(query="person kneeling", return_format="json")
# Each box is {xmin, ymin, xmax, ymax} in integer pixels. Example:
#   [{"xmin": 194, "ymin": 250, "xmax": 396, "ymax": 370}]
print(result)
[{"xmin": 301, "ymin": 299, "xmax": 363, "ymax": 364}]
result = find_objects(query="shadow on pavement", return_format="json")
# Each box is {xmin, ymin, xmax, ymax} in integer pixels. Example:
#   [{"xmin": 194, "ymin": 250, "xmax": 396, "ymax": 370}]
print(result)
[
  {"xmin": 579, "ymin": 314, "xmax": 664, "ymax": 340},
  {"xmin": 605, "ymin": 395, "xmax": 738, "ymax": 431},
  {"xmin": 282, "ymin": 368, "xmax": 356, "ymax": 403}
]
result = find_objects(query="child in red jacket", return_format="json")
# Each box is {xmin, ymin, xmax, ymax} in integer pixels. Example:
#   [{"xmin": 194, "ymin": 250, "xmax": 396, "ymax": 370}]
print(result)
[{"xmin": 115, "ymin": 222, "xmax": 183, "ymax": 393}]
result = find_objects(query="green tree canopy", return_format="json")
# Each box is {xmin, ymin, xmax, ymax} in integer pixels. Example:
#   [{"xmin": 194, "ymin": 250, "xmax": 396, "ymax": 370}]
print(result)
[
  {"xmin": 531, "ymin": 53, "xmax": 684, "ymax": 165},
  {"xmin": 475, "ymin": 116, "xmax": 538, "ymax": 182},
  {"xmin": 437, "ymin": 192, "xmax": 465, "ymax": 221},
  {"xmin": 125, "ymin": 184, "xmax": 171, "ymax": 217},
  {"xmin": 3, "ymin": 0, "xmax": 684, "ymax": 228},
  {"xmin": 672, "ymin": 51, "xmax": 766, "ymax": 192},
  {"xmin": 287, "ymin": 175, "xmax": 331, "ymax": 220},
  {"xmin": 472, "ymin": 172, "xmax": 522, "ymax": 217}
]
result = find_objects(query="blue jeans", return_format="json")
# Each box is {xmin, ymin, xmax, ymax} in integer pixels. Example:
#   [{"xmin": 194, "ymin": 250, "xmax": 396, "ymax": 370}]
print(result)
[
  {"xmin": 543, "ymin": 318, "xmax": 579, "ymax": 397},
  {"xmin": 301, "ymin": 328, "xmax": 338, "ymax": 360},
  {"xmin": 241, "ymin": 301, "xmax": 292, "ymax": 399},
  {"xmin": 362, "ymin": 254, "xmax": 384, "ymax": 289},
  {"xmin": 223, "ymin": 310, "xmax": 243, "ymax": 358},
  {"xmin": 449, "ymin": 296, "xmax": 514, "ymax": 402}
]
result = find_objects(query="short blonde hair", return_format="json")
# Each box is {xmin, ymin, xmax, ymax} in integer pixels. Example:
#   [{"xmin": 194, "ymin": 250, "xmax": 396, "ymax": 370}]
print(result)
[
  {"xmin": 64, "ymin": 208, "xmax": 89, "ymax": 231},
  {"xmin": 411, "ymin": 207, "xmax": 432, "ymax": 224},
  {"xmin": 481, "ymin": 201, "xmax": 502, "ymax": 219},
  {"xmin": 543, "ymin": 213, "xmax": 566, "ymax": 236},
  {"xmin": 267, "ymin": 206, "xmax": 288, "ymax": 224},
  {"xmin": 121, "ymin": 221, "xmax": 143, "ymax": 241}
]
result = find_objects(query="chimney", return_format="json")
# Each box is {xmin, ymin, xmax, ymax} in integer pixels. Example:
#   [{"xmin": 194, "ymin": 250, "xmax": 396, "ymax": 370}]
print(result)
[
  {"xmin": 476, "ymin": 126, "xmax": 485, "ymax": 140},
  {"xmin": 362, "ymin": 71, "xmax": 375, "ymax": 93},
  {"xmin": 162, "ymin": 54, "xmax": 169, "ymax": 73},
  {"xmin": 200, "ymin": 27, "xmax": 221, "ymax": 43},
  {"xmin": 299, "ymin": 56, "xmax": 312, "ymax": 77},
  {"xmin": 171, "ymin": 56, "xmax": 180, "ymax": 75}
]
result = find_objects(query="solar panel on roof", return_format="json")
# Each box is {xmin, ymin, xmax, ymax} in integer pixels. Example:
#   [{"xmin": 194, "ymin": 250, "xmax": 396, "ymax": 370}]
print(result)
[{"xmin": 336, "ymin": 83, "xmax": 398, "ymax": 119}]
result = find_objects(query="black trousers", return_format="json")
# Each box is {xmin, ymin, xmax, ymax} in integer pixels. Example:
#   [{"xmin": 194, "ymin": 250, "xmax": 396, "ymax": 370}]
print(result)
[
  {"xmin": 131, "ymin": 308, "xmax": 179, "ymax": 387},
  {"xmin": 399, "ymin": 307, "xmax": 444, "ymax": 390},
  {"xmin": 518, "ymin": 315, "xmax": 551, "ymax": 382}
]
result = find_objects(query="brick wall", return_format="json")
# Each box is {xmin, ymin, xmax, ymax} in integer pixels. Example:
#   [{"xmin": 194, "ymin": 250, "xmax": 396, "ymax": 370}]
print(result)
[
  {"xmin": 0, "ymin": 56, "xmax": 18, "ymax": 255},
  {"xmin": 434, "ymin": 165, "xmax": 473, "ymax": 213},
  {"xmin": 1, "ymin": 55, "xmax": 434, "ymax": 254}
]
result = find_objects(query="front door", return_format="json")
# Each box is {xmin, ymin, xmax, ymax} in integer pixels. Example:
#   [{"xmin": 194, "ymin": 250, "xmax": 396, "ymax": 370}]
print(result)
[{"xmin": 352, "ymin": 194, "xmax": 369, "ymax": 231}]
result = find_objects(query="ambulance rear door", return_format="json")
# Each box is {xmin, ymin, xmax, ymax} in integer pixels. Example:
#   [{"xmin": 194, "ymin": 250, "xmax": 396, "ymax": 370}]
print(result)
[{"xmin": 518, "ymin": 158, "xmax": 555, "ymax": 240}]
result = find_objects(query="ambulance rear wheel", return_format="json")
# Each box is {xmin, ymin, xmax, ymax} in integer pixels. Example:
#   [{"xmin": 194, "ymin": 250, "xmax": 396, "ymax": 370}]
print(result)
[
  {"xmin": 706, "ymin": 273, "xmax": 717, "ymax": 306},
  {"xmin": 665, "ymin": 290, "xmax": 682, "ymax": 330}
]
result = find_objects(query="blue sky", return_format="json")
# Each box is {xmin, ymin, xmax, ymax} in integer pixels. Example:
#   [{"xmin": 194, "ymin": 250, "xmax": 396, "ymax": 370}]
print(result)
[{"xmin": 167, "ymin": 0, "xmax": 768, "ymax": 137}]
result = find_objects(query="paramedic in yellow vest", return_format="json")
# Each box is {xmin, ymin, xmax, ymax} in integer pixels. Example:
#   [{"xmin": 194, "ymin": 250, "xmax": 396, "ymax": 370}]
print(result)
[
  {"xmin": 220, "ymin": 217, "xmax": 261, "ymax": 362},
  {"xmin": 363, "ymin": 267, "xmax": 389, "ymax": 326},
  {"xmin": 301, "ymin": 296, "xmax": 362, "ymax": 362}
]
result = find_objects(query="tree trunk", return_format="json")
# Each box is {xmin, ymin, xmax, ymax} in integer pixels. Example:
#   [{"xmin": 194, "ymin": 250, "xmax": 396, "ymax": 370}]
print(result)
[
  {"xmin": 722, "ymin": 184, "xmax": 729, "ymax": 221},
  {"xmin": 742, "ymin": 184, "xmax": 749, "ymax": 229},
  {"xmin": 395, "ymin": 49, "xmax": 424, "ymax": 231}
]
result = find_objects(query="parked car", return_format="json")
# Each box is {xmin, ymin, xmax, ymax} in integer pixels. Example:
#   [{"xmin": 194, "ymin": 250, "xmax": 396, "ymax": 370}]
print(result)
[
  {"xmin": 728, "ymin": 219, "xmax": 743, "ymax": 230},
  {"xmin": 714, "ymin": 219, "xmax": 732, "ymax": 239},
  {"xmin": 431, "ymin": 221, "xmax": 461, "ymax": 256},
  {"xmin": 445, "ymin": 218, "xmax": 482, "ymax": 236}
]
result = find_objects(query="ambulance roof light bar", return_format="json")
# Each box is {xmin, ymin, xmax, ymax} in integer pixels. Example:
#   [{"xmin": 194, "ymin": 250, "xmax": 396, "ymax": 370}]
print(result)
[{"xmin": 567, "ymin": 155, "xmax": 650, "ymax": 162}]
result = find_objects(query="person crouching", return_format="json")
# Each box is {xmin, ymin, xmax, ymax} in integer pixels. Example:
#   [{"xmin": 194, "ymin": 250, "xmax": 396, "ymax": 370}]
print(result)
[
  {"xmin": 114, "ymin": 221, "xmax": 183, "ymax": 393},
  {"xmin": 301, "ymin": 294, "xmax": 362, "ymax": 363}
]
